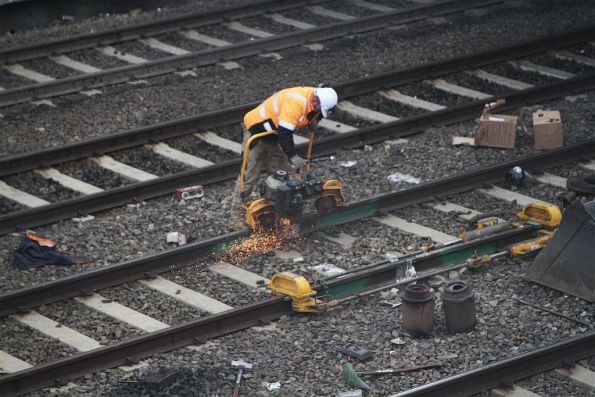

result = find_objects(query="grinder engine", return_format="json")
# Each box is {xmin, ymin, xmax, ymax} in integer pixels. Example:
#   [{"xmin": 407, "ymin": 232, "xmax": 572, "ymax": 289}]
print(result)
[
  {"xmin": 244, "ymin": 170, "xmax": 345, "ymax": 229},
  {"xmin": 265, "ymin": 170, "xmax": 322, "ymax": 217}
]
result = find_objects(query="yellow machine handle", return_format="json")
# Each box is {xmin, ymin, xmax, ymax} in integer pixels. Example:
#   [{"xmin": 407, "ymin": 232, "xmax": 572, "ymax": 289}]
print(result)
[
  {"xmin": 507, "ymin": 232, "xmax": 553, "ymax": 257},
  {"xmin": 240, "ymin": 131, "xmax": 277, "ymax": 193},
  {"xmin": 305, "ymin": 127, "xmax": 315, "ymax": 174},
  {"xmin": 240, "ymin": 127, "xmax": 317, "ymax": 191}
]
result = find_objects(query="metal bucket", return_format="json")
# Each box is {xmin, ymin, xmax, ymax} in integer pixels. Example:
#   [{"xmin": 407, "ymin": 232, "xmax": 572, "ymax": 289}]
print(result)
[
  {"xmin": 442, "ymin": 280, "xmax": 477, "ymax": 333},
  {"xmin": 401, "ymin": 284, "xmax": 434, "ymax": 336}
]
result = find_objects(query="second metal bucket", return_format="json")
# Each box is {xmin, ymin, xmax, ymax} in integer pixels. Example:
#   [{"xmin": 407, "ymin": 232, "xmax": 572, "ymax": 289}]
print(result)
[
  {"xmin": 441, "ymin": 280, "xmax": 477, "ymax": 333},
  {"xmin": 401, "ymin": 283, "xmax": 435, "ymax": 336}
]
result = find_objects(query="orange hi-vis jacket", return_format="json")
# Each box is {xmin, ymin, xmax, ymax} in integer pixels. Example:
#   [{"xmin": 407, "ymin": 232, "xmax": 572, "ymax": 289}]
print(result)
[{"xmin": 243, "ymin": 87, "xmax": 319, "ymax": 158}]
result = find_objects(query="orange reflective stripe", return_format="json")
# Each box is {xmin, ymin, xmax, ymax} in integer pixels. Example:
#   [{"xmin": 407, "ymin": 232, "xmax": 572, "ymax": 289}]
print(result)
[{"xmin": 26, "ymin": 232, "xmax": 56, "ymax": 247}]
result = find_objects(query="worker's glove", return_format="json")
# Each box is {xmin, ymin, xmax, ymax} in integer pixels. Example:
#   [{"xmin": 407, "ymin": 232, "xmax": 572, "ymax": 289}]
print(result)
[{"xmin": 290, "ymin": 155, "xmax": 307, "ymax": 171}]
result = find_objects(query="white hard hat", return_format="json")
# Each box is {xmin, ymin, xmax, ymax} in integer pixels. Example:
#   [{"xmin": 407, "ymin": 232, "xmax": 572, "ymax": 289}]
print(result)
[{"xmin": 315, "ymin": 87, "xmax": 338, "ymax": 118}]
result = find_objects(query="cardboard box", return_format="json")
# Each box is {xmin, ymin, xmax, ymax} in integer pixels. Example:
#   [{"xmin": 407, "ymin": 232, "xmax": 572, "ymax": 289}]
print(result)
[
  {"xmin": 533, "ymin": 111, "xmax": 562, "ymax": 150},
  {"xmin": 474, "ymin": 114, "xmax": 518, "ymax": 149}
]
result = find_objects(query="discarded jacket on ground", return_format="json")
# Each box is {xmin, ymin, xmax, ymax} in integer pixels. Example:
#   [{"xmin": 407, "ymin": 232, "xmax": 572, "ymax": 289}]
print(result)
[{"xmin": 11, "ymin": 235, "xmax": 88, "ymax": 270}]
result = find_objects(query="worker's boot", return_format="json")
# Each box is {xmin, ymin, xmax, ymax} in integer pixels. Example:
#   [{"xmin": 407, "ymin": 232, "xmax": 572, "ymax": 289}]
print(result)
[
  {"xmin": 228, "ymin": 211, "xmax": 247, "ymax": 231},
  {"xmin": 228, "ymin": 193, "xmax": 250, "ymax": 231},
  {"xmin": 228, "ymin": 217, "xmax": 246, "ymax": 231},
  {"xmin": 228, "ymin": 206, "xmax": 247, "ymax": 231}
]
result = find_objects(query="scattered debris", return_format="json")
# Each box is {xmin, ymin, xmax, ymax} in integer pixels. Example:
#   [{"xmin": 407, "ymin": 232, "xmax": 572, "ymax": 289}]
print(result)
[
  {"xmin": 118, "ymin": 368, "xmax": 180, "ymax": 389},
  {"xmin": 340, "ymin": 343, "xmax": 371, "ymax": 361},
  {"xmin": 338, "ymin": 160, "xmax": 358, "ymax": 170},
  {"xmin": 387, "ymin": 172, "xmax": 421, "ymax": 184},
  {"xmin": 266, "ymin": 381, "xmax": 281, "ymax": 391},
  {"xmin": 342, "ymin": 363, "xmax": 372, "ymax": 391},
  {"xmin": 338, "ymin": 390, "xmax": 363, "ymax": 397},
  {"xmin": 311, "ymin": 263, "xmax": 346, "ymax": 277},
  {"xmin": 532, "ymin": 110, "xmax": 563, "ymax": 150},
  {"xmin": 380, "ymin": 287, "xmax": 399, "ymax": 300},
  {"xmin": 442, "ymin": 280, "xmax": 477, "ymax": 333},
  {"xmin": 311, "ymin": 155, "xmax": 336, "ymax": 163},
  {"xmin": 451, "ymin": 136, "xmax": 475, "ymax": 146},
  {"xmin": 390, "ymin": 337, "xmax": 406, "ymax": 345},
  {"xmin": 72, "ymin": 215, "xmax": 95, "ymax": 223},
  {"xmin": 405, "ymin": 263, "xmax": 417, "ymax": 278},
  {"xmin": 475, "ymin": 113, "xmax": 518, "ymax": 149},
  {"xmin": 231, "ymin": 360, "xmax": 253, "ymax": 397},
  {"xmin": 472, "ymin": 99, "xmax": 518, "ymax": 149},
  {"xmin": 566, "ymin": 174, "xmax": 595, "ymax": 196},
  {"xmin": 401, "ymin": 284, "xmax": 435, "ymax": 336},
  {"xmin": 175, "ymin": 185, "xmax": 205, "ymax": 201},
  {"xmin": 384, "ymin": 251, "xmax": 400, "ymax": 262},
  {"xmin": 381, "ymin": 300, "xmax": 402, "ymax": 309},
  {"xmin": 454, "ymin": 102, "xmax": 563, "ymax": 151},
  {"xmin": 342, "ymin": 362, "xmax": 442, "ymax": 391},
  {"xmin": 427, "ymin": 275, "xmax": 448, "ymax": 288},
  {"xmin": 166, "ymin": 231, "xmax": 187, "ymax": 246},
  {"xmin": 504, "ymin": 166, "xmax": 525, "ymax": 188},
  {"xmin": 516, "ymin": 298, "xmax": 593, "ymax": 328},
  {"xmin": 351, "ymin": 362, "xmax": 442, "ymax": 376},
  {"xmin": 11, "ymin": 232, "xmax": 88, "ymax": 270}
]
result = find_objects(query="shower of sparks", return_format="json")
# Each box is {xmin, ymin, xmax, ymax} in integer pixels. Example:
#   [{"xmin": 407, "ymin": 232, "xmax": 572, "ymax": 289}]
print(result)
[{"xmin": 216, "ymin": 223, "xmax": 300, "ymax": 263}]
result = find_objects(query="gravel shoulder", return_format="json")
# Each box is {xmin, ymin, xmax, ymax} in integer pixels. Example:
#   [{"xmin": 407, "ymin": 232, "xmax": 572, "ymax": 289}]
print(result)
[
  {"xmin": 1, "ymin": 1, "xmax": 594, "ymax": 396},
  {"xmin": 1, "ymin": 1, "xmax": 595, "ymax": 156}
]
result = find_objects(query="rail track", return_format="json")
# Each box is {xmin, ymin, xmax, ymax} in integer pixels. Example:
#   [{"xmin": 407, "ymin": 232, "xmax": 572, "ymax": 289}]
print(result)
[
  {"xmin": 2, "ymin": 144, "xmax": 594, "ymax": 316},
  {"xmin": 1, "ymin": 1, "xmax": 595, "ymax": 396},
  {"xmin": 0, "ymin": 0, "xmax": 507, "ymax": 108},
  {"xmin": 0, "ymin": 149, "xmax": 593, "ymax": 395},
  {"xmin": 394, "ymin": 333, "xmax": 595, "ymax": 397},
  {"xmin": 1, "ymin": 27, "xmax": 595, "ymax": 235}
]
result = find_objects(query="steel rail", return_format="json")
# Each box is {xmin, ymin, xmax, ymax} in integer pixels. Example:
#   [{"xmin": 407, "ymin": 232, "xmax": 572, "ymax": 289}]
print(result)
[
  {"xmin": 0, "ymin": 229, "xmax": 246, "ymax": 317},
  {"xmin": 0, "ymin": 0, "xmax": 329, "ymax": 64},
  {"xmin": 390, "ymin": 331, "xmax": 595, "ymax": 397},
  {"xmin": 0, "ymin": 0, "xmax": 504, "ymax": 107},
  {"xmin": 1, "ymin": 136, "xmax": 593, "ymax": 317},
  {"xmin": 1, "ymin": 71, "xmax": 594, "ymax": 235},
  {"xmin": 303, "ymin": 137, "xmax": 595, "ymax": 232},
  {"xmin": 0, "ymin": 297, "xmax": 292, "ymax": 397},
  {"xmin": 2, "ymin": 25, "xmax": 594, "ymax": 177},
  {"xmin": 314, "ymin": 226, "xmax": 539, "ymax": 298},
  {"xmin": 0, "ymin": 226, "xmax": 542, "ymax": 397}
]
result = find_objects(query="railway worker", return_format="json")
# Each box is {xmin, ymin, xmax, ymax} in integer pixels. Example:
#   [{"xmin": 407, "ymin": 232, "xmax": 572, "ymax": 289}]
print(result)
[{"xmin": 228, "ymin": 85, "xmax": 339, "ymax": 230}]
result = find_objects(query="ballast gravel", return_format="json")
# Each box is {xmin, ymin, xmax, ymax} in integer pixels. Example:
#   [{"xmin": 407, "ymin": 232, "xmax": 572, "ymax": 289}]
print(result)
[
  {"xmin": 1, "ymin": 90, "xmax": 593, "ymax": 292},
  {"xmin": 2, "ymin": 1, "xmax": 595, "ymax": 156},
  {"xmin": 65, "ymin": 48, "xmax": 130, "ymax": 70},
  {"xmin": 0, "ymin": 321, "xmax": 79, "ymax": 365},
  {"xmin": 36, "ymin": 300, "xmax": 143, "ymax": 344},
  {"xmin": 108, "ymin": 146, "xmax": 193, "ymax": 176},
  {"xmin": 55, "ymin": 160, "xmax": 133, "ymax": 190},
  {"xmin": 99, "ymin": 281, "xmax": 204, "ymax": 326},
  {"xmin": 0, "ymin": 0, "xmax": 253, "ymax": 48},
  {"xmin": 3, "ymin": 172, "xmax": 80, "ymax": 203},
  {"xmin": 25, "ymin": 257, "xmax": 593, "ymax": 397},
  {"xmin": 18, "ymin": 59, "xmax": 79, "ymax": 80},
  {"xmin": 1, "ymin": 1, "xmax": 595, "ymax": 396}
]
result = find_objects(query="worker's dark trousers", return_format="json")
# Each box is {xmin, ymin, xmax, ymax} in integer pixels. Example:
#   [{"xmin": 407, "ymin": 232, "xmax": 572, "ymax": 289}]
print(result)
[{"xmin": 229, "ymin": 128, "xmax": 290, "ymax": 225}]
